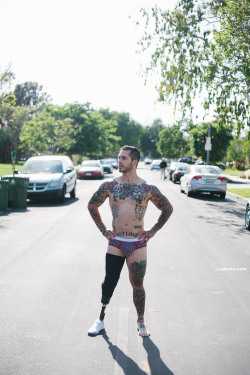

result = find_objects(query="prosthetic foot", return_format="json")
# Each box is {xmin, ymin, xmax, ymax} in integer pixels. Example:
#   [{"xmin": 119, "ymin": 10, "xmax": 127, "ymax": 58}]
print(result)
[{"xmin": 88, "ymin": 319, "xmax": 105, "ymax": 336}]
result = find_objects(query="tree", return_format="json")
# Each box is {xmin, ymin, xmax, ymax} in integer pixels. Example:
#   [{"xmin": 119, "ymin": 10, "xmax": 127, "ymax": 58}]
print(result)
[
  {"xmin": 189, "ymin": 121, "xmax": 233, "ymax": 163},
  {"xmin": 99, "ymin": 109, "xmax": 144, "ymax": 150},
  {"xmin": 157, "ymin": 125, "xmax": 189, "ymax": 159},
  {"xmin": 140, "ymin": 119, "xmax": 164, "ymax": 158},
  {"xmin": 14, "ymin": 82, "xmax": 50, "ymax": 108},
  {"xmin": 138, "ymin": 0, "xmax": 250, "ymax": 133},
  {"xmin": 227, "ymin": 136, "xmax": 250, "ymax": 168},
  {"xmin": 20, "ymin": 109, "xmax": 75, "ymax": 154}
]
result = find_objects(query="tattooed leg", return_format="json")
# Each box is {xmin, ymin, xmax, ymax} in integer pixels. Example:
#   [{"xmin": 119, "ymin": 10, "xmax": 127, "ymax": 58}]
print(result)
[
  {"xmin": 127, "ymin": 248, "xmax": 150, "ymax": 336},
  {"xmin": 133, "ymin": 288, "xmax": 145, "ymax": 323}
]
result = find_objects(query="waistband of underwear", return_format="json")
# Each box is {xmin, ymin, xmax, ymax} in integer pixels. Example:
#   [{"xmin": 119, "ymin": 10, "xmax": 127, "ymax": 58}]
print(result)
[{"xmin": 111, "ymin": 236, "xmax": 140, "ymax": 242}]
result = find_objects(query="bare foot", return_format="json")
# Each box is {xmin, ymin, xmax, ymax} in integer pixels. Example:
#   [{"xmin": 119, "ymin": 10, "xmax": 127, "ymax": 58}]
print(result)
[{"xmin": 137, "ymin": 323, "xmax": 150, "ymax": 337}]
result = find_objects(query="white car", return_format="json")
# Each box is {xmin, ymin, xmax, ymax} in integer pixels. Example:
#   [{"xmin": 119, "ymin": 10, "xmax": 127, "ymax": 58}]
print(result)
[
  {"xmin": 180, "ymin": 165, "xmax": 227, "ymax": 199},
  {"xmin": 150, "ymin": 160, "xmax": 162, "ymax": 170},
  {"xmin": 11, "ymin": 155, "xmax": 77, "ymax": 203}
]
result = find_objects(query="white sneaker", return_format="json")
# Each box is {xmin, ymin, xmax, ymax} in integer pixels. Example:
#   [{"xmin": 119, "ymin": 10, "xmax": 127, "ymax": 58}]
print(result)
[{"xmin": 88, "ymin": 319, "xmax": 105, "ymax": 336}]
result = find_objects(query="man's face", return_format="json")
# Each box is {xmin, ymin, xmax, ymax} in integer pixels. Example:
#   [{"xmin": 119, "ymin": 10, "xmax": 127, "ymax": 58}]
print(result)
[{"xmin": 118, "ymin": 150, "xmax": 135, "ymax": 173}]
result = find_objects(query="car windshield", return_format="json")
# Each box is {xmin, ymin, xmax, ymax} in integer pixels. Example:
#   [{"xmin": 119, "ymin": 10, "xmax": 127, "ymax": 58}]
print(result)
[
  {"xmin": 21, "ymin": 160, "xmax": 63, "ymax": 174},
  {"xmin": 195, "ymin": 166, "xmax": 221, "ymax": 174},
  {"xmin": 100, "ymin": 160, "xmax": 110, "ymax": 164},
  {"xmin": 82, "ymin": 162, "xmax": 100, "ymax": 167}
]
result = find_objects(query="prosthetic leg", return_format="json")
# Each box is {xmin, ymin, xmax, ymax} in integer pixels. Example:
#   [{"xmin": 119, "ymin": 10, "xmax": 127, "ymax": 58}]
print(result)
[{"xmin": 88, "ymin": 253, "xmax": 125, "ymax": 336}]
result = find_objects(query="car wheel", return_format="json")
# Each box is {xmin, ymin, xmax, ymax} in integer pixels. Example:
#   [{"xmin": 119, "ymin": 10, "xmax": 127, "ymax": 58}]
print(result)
[
  {"xmin": 70, "ymin": 183, "xmax": 76, "ymax": 198},
  {"xmin": 173, "ymin": 179, "xmax": 176, "ymax": 184},
  {"xmin": 59, "ymin": 185, "xmax": 66, "ymax": 203},
  {"xmin": 245, "ymin": 204, "xmax": 250, "ymax": 231},
  {"xmin": 219, "ymin": 192, "xmax": 226, "ymax": 199},
  {"xmin": 180, "ymin": 185, "xmax": 184, "ymax": 193},
  {"xmin": 186, "ymin": 185, "xmax": 192, "ymax": 197}
]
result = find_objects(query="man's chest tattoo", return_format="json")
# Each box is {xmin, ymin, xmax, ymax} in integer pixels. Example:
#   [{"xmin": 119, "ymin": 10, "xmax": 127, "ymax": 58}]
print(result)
[{"xmin": 109, "ymin": 181, "xmax": 151, "ymax": 203}]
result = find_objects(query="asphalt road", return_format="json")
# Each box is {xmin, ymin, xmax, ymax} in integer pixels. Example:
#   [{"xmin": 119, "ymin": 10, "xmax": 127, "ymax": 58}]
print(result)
[{"xmin": 0, "ymin": 167, "xmax": 249, "ymax": 375}]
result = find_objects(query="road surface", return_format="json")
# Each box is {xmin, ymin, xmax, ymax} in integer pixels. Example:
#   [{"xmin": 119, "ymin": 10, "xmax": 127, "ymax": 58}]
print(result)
[{"xmin": 0, "ymin": 167, "xmax": 249, "ymax": 375}]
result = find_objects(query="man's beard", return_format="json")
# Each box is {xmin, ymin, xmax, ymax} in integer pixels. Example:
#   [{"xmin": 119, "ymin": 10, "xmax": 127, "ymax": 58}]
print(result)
[{"xmin": 119, "ymin": 161, "xmax": 133, "ymax": 173}]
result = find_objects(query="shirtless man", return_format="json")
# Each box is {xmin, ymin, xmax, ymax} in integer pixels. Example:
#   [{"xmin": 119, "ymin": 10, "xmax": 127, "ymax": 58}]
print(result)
[{"xmin": 87, "ymin": 145, "xmax": 173, "ymax": 337}]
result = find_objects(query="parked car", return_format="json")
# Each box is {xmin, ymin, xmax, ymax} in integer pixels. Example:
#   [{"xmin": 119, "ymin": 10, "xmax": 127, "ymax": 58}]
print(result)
[
  {"xmin": 13, "ymin": 155, "xmax": 77, "ymax": 203},
  {"xmin": 245, "ymin": 201, "xmax": 250, "ymax": 230},
  {"xmin": 78, "ymin": 160, "xmax": 104, "ymax": 179},
  {"xmin": 144, "ymin": 157, "xmax": 153, "ymax": 165},
  {"xmin": 178, "ymin": 157, "xmax": 195, "ymax": 164},
  {"xmin": 108, "ymin": 158, "xmax": 118, "ymax": 169},
  {"xmin": 172, "ymin": 165, "xmax": 189, "ymax": 183},
  {"xmin": 180, "ymin": 165, "xmax": 227, "ymax": 198},
  {"xmin": 167, "ymin": 162, "xmax": 188, "ymax": 180},
  {"xmin": 100, "ymin": 159, "xmax": 113, "ymax": 173},
  {"xmin": 150, "ymin": 160, "xmax": 161, "ymax": 170}
]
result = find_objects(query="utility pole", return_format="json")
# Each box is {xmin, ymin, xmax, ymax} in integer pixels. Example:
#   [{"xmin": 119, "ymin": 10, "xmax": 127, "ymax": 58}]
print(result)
[{"xmin": 205, "ymin": 125, "xmax": 212, "ymax": 165}]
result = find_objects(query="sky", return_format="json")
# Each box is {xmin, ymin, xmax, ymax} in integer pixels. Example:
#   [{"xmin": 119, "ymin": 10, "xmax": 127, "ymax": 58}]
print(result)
[{"xmin": 0, "ymin": 0, "xmax": 206, "ymax": 126}]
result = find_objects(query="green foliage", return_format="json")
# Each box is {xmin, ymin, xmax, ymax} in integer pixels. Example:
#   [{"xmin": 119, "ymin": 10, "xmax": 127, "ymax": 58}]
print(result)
[
  {"xmin": 189, "ymin": 122, "xmax": 233, "ymax": 163},
  {"xmin": 99, "ymin": 109, "xmax": 144, "ymax": 149},
  {"xmin": 227, "ymin": 136, "xmax": 249, "ymax": 165},
  {"xmin": 140, "ymin": 119, "xmax": 164, "ymax": 158},
  {"xmin": 20, "ymin": 109, "xmax": 75, "ymax": 154},
  {"xmin": 0, "ymin": 93, "xmax": 29, "ymax": 163},
  {"xmin": 157, "ymin": 124, "xmax": 189, "ymax": 159},
  {"xmin": 14, "ymin": 82, "xmax": 50, "ymax": 108},
  {"xmin": 138, "ymin": 0, "xmax": 250, "ymax": 133}
]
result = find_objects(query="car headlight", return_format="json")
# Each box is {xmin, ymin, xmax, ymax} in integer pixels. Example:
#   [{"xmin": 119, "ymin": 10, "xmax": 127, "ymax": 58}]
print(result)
[{"xmin": 49, "ymin": 180, "xmax": 63, "ymax": 188}]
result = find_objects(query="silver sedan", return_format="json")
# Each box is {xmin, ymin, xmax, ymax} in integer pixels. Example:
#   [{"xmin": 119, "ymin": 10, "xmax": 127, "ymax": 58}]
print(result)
[{"xmin": 180, "ymin": 165, "xmax": 227, "ymax": 199}]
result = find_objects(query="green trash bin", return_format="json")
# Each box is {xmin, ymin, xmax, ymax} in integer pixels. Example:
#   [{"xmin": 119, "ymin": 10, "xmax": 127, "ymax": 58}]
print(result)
[
  {"xmin": 2, "ymin": 177, "xmax": 29, "ymax": 209},
  {"xmin": 0, "ymin": 180, "xmax": 9, "ymax": 211}
]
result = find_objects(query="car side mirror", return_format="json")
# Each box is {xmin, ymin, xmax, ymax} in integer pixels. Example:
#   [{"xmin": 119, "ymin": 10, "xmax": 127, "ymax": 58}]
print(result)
[
  {"xmin": 66, "ymin": 167, "xmax": 72, "ymax": 173},
  {"xmin": 14, "ymin": 169, "xmax": 19, "ymax": 174}
]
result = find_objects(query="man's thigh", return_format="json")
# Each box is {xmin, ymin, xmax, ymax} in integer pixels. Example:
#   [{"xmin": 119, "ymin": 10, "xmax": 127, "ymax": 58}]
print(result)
[
  {"xmin": 107, "ymin": 244, "xmax": 125, "ymax": 257},
  {"xmin": 126, "ymin": 247, "xmax": 147, "ymax": 286}
]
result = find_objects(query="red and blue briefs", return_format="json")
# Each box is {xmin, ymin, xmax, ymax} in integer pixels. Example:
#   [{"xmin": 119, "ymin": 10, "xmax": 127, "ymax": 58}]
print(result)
[{"xmin": 108, "ymin": 236, "xmax": 146, "ymax": 257}]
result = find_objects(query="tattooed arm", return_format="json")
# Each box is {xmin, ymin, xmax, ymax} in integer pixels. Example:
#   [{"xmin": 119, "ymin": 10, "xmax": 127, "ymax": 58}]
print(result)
[
  {"xmin": 88, "ymin": 182, "xmax": 115, "ymax": 239},
  {"xmin": 138, "ymin": 185, "xmax": 173, "ymax": 243}
]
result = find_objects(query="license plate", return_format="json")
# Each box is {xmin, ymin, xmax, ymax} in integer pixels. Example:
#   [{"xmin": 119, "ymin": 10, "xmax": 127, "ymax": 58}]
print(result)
[
  {"xmin": 86, "ymin": 173, "xmax": 92, "ymax": 176},
  {"xmin": 206, "ymin": 178, "xmax": 214, "ymax": 183}
]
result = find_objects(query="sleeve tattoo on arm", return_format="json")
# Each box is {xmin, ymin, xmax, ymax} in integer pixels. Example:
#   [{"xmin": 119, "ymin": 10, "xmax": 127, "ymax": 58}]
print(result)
[
  {"xmin": 150, "ymin": 185, "xmax": 173, "ymax": 233},
  {"xmin": 88, "ymin": 182, "xmax": 110, "ymax": 231}
]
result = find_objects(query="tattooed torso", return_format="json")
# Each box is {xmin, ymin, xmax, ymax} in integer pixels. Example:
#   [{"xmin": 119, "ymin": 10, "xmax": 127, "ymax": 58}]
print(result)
[{"xmin": 88, "ymin": 178, "xmax": 173, "ymax": 238}]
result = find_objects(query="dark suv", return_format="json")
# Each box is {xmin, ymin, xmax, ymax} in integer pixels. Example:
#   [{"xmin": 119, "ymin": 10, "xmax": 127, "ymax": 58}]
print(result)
[{"xmin": 15, "ymin": 155, "xmax": 77, "ymax": 203}]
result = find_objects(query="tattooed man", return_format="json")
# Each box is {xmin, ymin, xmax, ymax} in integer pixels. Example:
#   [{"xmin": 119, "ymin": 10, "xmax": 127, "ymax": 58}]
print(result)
[{"xmin": 87, "ymin": 145, "xmax": 173, "ymax": 337}]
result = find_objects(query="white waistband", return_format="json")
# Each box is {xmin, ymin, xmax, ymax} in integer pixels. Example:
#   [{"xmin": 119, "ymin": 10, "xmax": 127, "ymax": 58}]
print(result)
[{"xmin": 113, "ymin": 236, "xmax": 139, "ymax": 242}]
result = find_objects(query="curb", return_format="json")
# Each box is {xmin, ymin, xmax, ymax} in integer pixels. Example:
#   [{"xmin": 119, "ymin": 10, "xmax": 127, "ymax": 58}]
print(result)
[{"xmin": 226, "ymin": 191, "xmax": 248, "ymax": 205}]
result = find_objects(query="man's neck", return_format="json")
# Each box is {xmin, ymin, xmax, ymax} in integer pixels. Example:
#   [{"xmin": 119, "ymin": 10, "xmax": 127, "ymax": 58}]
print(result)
[{"xmin": 120, "ymin": 170, "xmax": 138, "ymax": 184}]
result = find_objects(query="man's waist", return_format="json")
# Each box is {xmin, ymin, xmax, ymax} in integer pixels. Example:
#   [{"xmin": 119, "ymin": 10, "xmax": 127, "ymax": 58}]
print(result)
[{"xmin": 111, "ymin": 236, "xmax": 140, "ymax": 242}]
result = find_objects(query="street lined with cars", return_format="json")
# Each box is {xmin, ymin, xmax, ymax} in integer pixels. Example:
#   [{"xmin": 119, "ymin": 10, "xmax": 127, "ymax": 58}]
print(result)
[{"xmin": 0, "ymin": 167, "xmax": 249, "ymax": 375}]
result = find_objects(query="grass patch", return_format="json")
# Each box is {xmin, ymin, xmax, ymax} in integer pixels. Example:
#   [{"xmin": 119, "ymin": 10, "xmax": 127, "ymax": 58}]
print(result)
[
  {"xmin": 0, "ymin": 163, "xmax": 24, "ymax": 177},
  {"xmin": 223, "ymin": 168, "xmax": 245, "ymax": 176},
  {"xmin": 227, "ymin": 188, "xmax": 250, "ymax": 198}
]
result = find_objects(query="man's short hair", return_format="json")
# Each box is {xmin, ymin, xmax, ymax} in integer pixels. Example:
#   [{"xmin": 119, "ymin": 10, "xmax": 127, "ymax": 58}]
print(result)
[{"xmin": 121, "ymin": 145, "xmax": 141, "ymax": 165}]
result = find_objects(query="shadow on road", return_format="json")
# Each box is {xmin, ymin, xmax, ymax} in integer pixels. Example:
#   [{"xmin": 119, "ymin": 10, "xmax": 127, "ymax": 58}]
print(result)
[
  {"xmin": 143, "ymin": 337, "xmax": 175, "ymax": 375},
  {"xmin": 27, "ymin": 197, "xmax": 79, "ymax": 208},
  {"xmin": 102, "ymin": 332, "xmax": 174, "ymax": 375}
]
